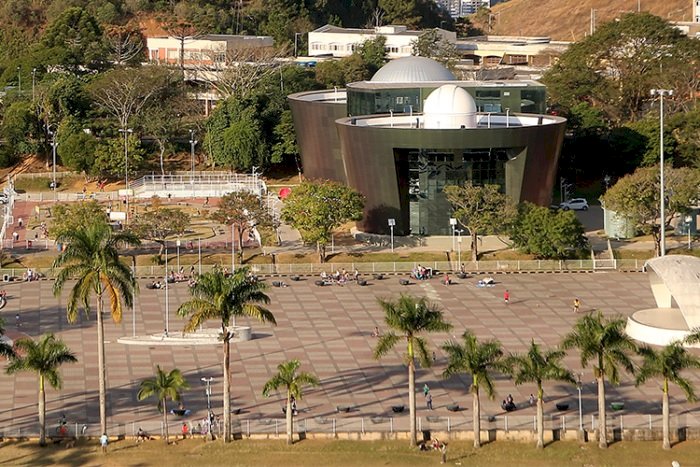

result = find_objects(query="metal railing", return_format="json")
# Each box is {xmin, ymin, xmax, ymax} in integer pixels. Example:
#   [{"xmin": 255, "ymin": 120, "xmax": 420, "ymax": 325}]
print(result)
[{"xmin": 0, "ymin": 412, "xmax": 692, "ymax": 439}]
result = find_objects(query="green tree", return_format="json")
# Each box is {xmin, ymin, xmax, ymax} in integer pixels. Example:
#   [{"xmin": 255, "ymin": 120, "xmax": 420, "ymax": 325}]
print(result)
[
  {"xmin": 50, "ymin": 201, "xmax": 108, "ymax": 239},
  {"xmin": 543, "ymin": 13, "xmax": 696, "ymax": 124},
  {"xmin": 562, "ymin": 312, "xmax": 637, "ymax": 449},
  {"xmin": 378, "ymin": 0, "xmax": 421, "ymax": 27},
  {"xmin": 262, "ymin": 359, "xmax": 320, "ymax": 445},
  {"xmin": 636, "ymin": 342, "xmax": 700, "ymax": 450},
  {"xmin": 40, "ymin": 7, "xmax": 104, "ymax": 70},
  {"xmin": 281, "ymin": 180, "xmax": 364, "ymax": 263},
  {"xmin": 129, "ymin": 202, "xmax": 191, "ymax": 256},
  {"xmin": 411, "ymin": 28, "xmax": 459, "ymax": 69},
  {"xmin": 210, "ymin": 192, "xmax": 271, "ymax": 258},
  {"xmin": 373, "ymin": 294, "xmax": 452, "ymax": 447},
  {"xmin": 1, "ymin": 100, "xmax": 40, "ymax": 162},
  {"xmin": 601, "ymin": 166, "xmax": 700, "ymax": 256},
  {"xmin": 177, "ymin": 268, "xmax": 276, "ymax": 442},
  {"xmin": 6, "ymin": 334, "xmax": 77, "ymax": 446},
  {"xmin": 507, "ymin": 340, "xmax": 575, "ymax": 449},
  {"xmin": 444, "ymin": 182, "xmax": 517, "ymax": 262},
  {"xmin": 357, "ymin": 36, "xmax": 387, "ymax": 76},
  {"xmin": 52, "ymin": 223, "xmax": 140, "ymax": 436},
  {"xmin": 204, "ymin": 100, "xmax": 267, "ymax": 170},
  {"xmin": 137, "ymin": 366, "xmax": 189, "ymax": 445},
  {"xmin": 441, "ymin": 330, "xmax": 504, "ymax": 448},
  {"xmin": 57, "ymin": 130, "xmax": 98, "ymax": 174},
  {"xmin": 92, "ymin": 135, "xmax": 146, "ymax": 180},
  {"xmin": 510, "ymin": 203, "xmax": 588, "ymax": 259}
]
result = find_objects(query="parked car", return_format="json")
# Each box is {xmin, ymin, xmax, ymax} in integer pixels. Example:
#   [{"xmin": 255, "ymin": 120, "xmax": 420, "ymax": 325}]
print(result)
[
  {"xmin": 0, "ymin": 193, "xmax": 8, "ymax": 205},
  {"xmin": 559, "ymin": 198, "xmax": 589, "ymax": 211}
]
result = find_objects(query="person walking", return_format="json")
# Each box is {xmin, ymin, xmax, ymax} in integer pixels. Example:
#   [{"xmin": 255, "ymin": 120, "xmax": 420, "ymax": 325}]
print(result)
[
  {"xmin": 504, "ymin": 289, "xmax": 510, "ymax": 304},
  {"xmin": 573, "ymin": 297, "xmax": 581, "ymax": 313},
  {"xmin": 100, "ymin": 433, "xmax": 109, "ymax": 453},
  {"xmin": 423, "ymin": 383, "xmax": 430, "ymax": 397},
  {"xmin": 426, "ymin": 393, "xmax": 433, "ymax": 410}
]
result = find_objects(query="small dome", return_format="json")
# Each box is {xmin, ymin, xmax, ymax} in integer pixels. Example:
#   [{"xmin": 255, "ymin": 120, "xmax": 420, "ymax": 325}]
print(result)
[
  {"xmin": 423, "ymin": 85, "xmax": 477, "ymax": 129},
  {"xmin": 371, "ymin": 56, "xmax": 455, "ymax": 83}
]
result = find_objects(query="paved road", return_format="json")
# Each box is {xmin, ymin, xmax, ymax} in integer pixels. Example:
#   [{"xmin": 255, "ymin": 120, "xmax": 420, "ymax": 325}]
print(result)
[{"xmin": 1, "ymin": 271, "xmax": 697, "ymax": 436}]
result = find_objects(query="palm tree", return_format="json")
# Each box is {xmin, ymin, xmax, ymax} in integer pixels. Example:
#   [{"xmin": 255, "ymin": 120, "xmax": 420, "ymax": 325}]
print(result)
[
  {"xmin": 52, "ymin": 222, "xmax": 140, "ymax": 436},
  {"xmin": 6, "ymin": 334, "xmax": 77, "ymax": 446},
  {"xmin": 0, "ymin": 317, "xmax": 16, "ymax": 359},
  {"xmin": 562, "ymin": 311, "xmax": 636, "ymax": 449},
  {"xmin": 636, "ymin": 342, "xmax": 700, "ymax": 450},
  {"xmin": 177, "ymin": 267, "xmax": 276, "ymax": 442},
  {"xmin": 684, "ymin": 328, "xmax": 700, "ymax": 346},
  {"xmin": 507, "ymin": 340, "xmax": 575, "ymax": 449},
  {"xmin": 441, "ymin": 330, "xmax": 505, "ymax": 448},
  {"xmin": 137, "ymin": 365, "xmax": 189, "ymax": 444},
  {"xmin": 373, "ymin": 294, "xmax": 453, "ymax": 447},
  {"xmin": 262, "ymin": 359, "xmax": 320, "ymax": 445}
]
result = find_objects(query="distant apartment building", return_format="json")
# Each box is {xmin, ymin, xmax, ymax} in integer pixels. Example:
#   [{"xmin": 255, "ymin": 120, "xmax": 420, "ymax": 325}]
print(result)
[
  {"xmin": 308, "ymin": 25, "xmax": 456, "ymax": 59},
  {"xmin": 146, "ymin": 34, "xmax": 274, "ymax": 67},
  {"xmin": 435, "ymin": 0, "xmax": 492, "ymax": 18}
]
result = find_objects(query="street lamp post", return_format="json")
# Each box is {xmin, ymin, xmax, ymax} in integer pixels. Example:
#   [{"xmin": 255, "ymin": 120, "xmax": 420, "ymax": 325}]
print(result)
[
  {"xmin": 449, "ymin": 218, "xmax": 457, "ymax": 251},
  {"xmin": 651, "ymin": 89, "xmax": 672, "ymax": 256},
  {"xmin": 176, "ymin": 239, "xmax": 181, "ymax": 272},
  {"xmin": 456, "ymin": 229, "xmax": 463, "ymax": 266},
  {"xmin": 118, "ymin": 127, "xmax": 133, "ymax": 222},
  {"xmin": 686, "ymin": 215, "xmax": 693, "ymax": 250},
  {"xmin": 164, "ymin": 245, "xmax": 169, "ymax": 335},
  {"xmin": 388, "ymin": 218, "xmax": 395, "ymax": 253},
  {"xmin": 577, "ymin": 373, "xmax": 583, "ymax": 431},
  {"xmin": 49, "ymin": 129, "xmax": 57, "ymax": 192},
  {"xmin": 189, "ymin": 129, "xmax": 197, "ymax": 186},
  {"xmin": 31, "ymin": 68, "xmax": 36, "ymax": 102},
  {"xmin": 201, "ymin": 377, "xmax": 213, "ymax": 413},
  {"xmin": 231, "ymin": 224, "xmax": 235, "ymax": 273},
  {"xmin": 16, "ymin": 66, "xmax": 21, "ymax": 94},
  {"xmin": 198, "ymin": 237, "xmax": 202, "ymax": 275}
]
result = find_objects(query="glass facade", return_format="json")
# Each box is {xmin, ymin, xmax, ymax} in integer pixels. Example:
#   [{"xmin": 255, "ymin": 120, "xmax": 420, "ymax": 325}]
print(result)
[
  {"xmin": 347, "ymin": 83, "xmax": 546, "ymax": 117},
  {"xmin": 402, "ymin": 147, "xmax": 511, "ymax": 235}
]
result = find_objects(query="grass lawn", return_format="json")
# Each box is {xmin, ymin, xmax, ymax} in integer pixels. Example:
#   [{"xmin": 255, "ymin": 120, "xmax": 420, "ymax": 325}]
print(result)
[{"xmin": 0, "ymin": 438, "xmax": 698, "ymax": 467}]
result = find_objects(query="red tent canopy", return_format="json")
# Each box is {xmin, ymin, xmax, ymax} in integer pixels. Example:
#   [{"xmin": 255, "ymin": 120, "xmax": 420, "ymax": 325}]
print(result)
[{"xmin": 278, "ymin": 187, "xmax": 292, "ymax": 199}]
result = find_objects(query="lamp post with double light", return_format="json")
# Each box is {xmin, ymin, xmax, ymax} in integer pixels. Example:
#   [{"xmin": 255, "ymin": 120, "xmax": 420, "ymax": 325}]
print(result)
[
  {"xmin": 118, "ymin": 127, "xmax": 134, "ymax": 222},
  {"xmin": 388, "ymin": 218, "xmax": 395, "ymax": 253},
  {"xmin": 449, "ymin": 217, "xmax": 457, "ymax": 251},
  {"xmin": 201, "ymin": 377, "xmax": 213, "ymax": 413},
  {"xmin": 189, "ymin": 129, "xmax": 197, "ymax": 185},
  {"xmin": 650, "ymin": 89, "xmax": 673, "ymax": 256},
  {"xmin": 456, "ymin": 229, "xmax": 463, "ymax": 266},
  {"xmin": 577, "ymin": 373, "xmax": 583, "ymax": 431}
]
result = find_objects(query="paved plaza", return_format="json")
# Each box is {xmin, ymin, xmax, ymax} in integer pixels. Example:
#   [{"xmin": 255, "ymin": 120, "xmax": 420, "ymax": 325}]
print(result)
[{"xmin": 1, "ymin": 271, "xmax": 698, "ymax": 436}]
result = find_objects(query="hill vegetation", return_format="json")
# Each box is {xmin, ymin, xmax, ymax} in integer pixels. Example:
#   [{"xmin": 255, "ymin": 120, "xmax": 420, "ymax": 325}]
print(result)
[{"xmin": 485, "ymin": 0, "xmax": 690, "ymax": 41}]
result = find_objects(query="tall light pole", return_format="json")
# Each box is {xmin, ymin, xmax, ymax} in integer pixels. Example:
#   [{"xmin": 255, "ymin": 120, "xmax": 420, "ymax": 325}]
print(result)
[
  {"xmin": 388, "ymin": 218, "xmax": 395, "ymax": 253},
  {"xmin": 201, "ymin": 377, "xmax": 213, "ymax": 413},
  {"xmin": 118, "ymin": 127, "xmax": 133, "ymax": 222},
  {"xmin": 651, "ymin": 89, "xmax": 673, "ymax": 257},
  {"xmin": 456, "ymin": 229, "xmax": 463, "ymax": 267},
  {"xmin": 231, "ymin": 224, "xmax": 235, "ymax": 273},
  {"xmin": 449, "ymin": 218, "xmax": 457, "ymax": 251},
  {"xmin": 16, "ymin": 66, "xmax": 21, "ymax": 94},
  {"xmin": 189, "ymin": 129, "xmax": 197, "ymax": 185},
  {"xmin": 49, "ymin": 129, "xmax": 57, "ymax": 191},
  {"xmin": 577, "ymin": 373, "xmax": 583, "ymax": 431},
  {"xmin": 176, "ymin": 239, "xmax": 181, "ymax": 272},
  {"xmin": 31, "ymin": 68, "xmax": 36, "ymax": 102},
  {"xmin": 686, "ymin": 215, "xmax": 693, "ymax": 250},
  {"xmin": 164, "ymin": 244, "xmax": 169, "ymax": 335}
]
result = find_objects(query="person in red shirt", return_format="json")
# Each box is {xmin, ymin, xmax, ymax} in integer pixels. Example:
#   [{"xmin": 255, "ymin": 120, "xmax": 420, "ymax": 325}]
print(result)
[
  {"xmin": 504, "ymin": 290, "xmax": 510, "ymax": 304},
  {"xmin": 181, "ymin": 422, "xmax": 189, "ymax": 439}
]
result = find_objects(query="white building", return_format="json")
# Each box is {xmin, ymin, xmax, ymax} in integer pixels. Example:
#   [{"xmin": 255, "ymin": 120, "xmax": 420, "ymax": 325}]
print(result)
[
  {"xmin": 308, "ymin": 25, "xmax": 456, "ymax": 59},
  {"xmin": 146, "ymin": 34, "xmax": 274, "ymax": 67}
]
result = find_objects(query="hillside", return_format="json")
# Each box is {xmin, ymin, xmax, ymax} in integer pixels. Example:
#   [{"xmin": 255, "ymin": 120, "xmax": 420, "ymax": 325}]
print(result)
[{"xmin": 488, "ymin": 0, "xmax": 691, "ymax": 41}]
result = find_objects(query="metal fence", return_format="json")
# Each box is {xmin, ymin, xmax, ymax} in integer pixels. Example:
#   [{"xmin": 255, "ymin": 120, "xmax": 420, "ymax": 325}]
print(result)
[{"xmin": 0, "ymin": 412, "xmax": 690, "ymax": 439}]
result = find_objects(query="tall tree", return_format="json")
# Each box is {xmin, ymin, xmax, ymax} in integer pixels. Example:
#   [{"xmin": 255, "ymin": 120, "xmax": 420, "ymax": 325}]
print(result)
[
  {"xmin": 378, "ymin": 0, "xmax": 421, "ymax": 28},
  {"xmin": 6, "ymin": 334, "xmax": 77, "ymax": 446},
  {"xmin": 441, "ymin": 330, "xmax": 504, "ymax": 448},
  {"xmin": 137, "ymin": 366, "xmax": 189, "ymax": 445},
  {"xmin": 601, "ymin": 166, "xmax": 700, "ymax": 256},
  {"xmin": 211, "ymin": 191, "xmax": 271, "ymax": 259},
  {"xmin": 281, "ymin": 180, "xmax": 364, "ymax": 263},
  {"xmin": 373, "ymin": 294, "xmax": 452, "ymax": 447},
  {"xmin": 52, "ymin": 223, "xmax": 140, "ymax": 436},
  {"xmin": 636, "ymin": 342, "xmax": 700, "ymax": 450},
  {"xmin": 129, "ymin": 201, "xmax": 191, "ymax": 257},
  {"xmin": 262, "ymin": 359, "xmax": 319, "ymax": 445},
  {"xmin": 49, "ymin": 201, "xmax": 109, "ymax": 239},
  {"xmin": 411, "ymin": 28, "xmax": 459, "ymax": 69},
  {"xmin": 162, "ymin": 18, "xmax": 200, "ymax": 76},
  {"xmin": 0, "ymin": 317, "xmax": 15, "ymax": 360},
  {"xmin": 509, "ymin": 203, "xmax": 588, "ymax": 259},
  {"xmin": 562, "ymin": 312, "xmax": 637, "ymax": 449},
  {"xmin": 39, "ymin": 7, "xmax": 105, "ymax": 70},
  {"xmin": 507, "ymin": 340, "xmax": 575, "ymax": 449},
  {"xmin": 104, "ymin": 25, "xmax": 144, "ymax": 66},
  {"xmin": 177, "ymin": 268, "xmax": 276, "ymax": 442},
  {"xmin": 444, "ymin": 181, "xmax": 517, "ymax": 262}
]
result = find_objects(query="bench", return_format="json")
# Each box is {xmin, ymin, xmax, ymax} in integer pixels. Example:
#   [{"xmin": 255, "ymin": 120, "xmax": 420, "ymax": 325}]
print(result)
[{"xmin": 336, "ymin": 405, "xmax": 353, "ymax": 413}]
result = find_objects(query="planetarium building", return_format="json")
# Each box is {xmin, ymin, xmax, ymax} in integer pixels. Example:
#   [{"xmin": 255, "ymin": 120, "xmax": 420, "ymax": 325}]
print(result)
[{"xmin": 288, "ymin": 57, "xmax": 567, "ymax": 236}]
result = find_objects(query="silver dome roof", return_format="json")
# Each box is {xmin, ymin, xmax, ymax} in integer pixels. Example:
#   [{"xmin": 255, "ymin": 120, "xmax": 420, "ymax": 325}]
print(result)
[{"xmin": 371, "ymin": 56, "xmax": 455, "ymax": 83}]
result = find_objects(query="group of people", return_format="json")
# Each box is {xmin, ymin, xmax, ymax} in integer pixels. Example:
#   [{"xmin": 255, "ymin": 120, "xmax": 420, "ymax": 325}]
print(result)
[
  {"xmin": 319, "ymin": 269, "xmax": 360, "ymax": 285},
  {"xmin": 501, "ymin": 394, "xmax": 517, "ymax": 412},
  {"xmin": 22, "ymin": 268, "xmax": 38, "ymax": 282},
  {"xmin": 412, "ymin": 265, "xmax": 432, "ymax": 280}
]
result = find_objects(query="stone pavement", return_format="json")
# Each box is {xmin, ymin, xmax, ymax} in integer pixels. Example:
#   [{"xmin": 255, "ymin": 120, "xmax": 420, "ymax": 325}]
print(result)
[{"xmin": 1, "ymin": 271, "xmax": 698, "ymax": 436}]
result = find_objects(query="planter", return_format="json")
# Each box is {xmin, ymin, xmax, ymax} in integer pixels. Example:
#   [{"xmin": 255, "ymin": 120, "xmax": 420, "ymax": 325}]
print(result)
[
  {"xmin": 446, "ymin": 404, "xmax": 460, "ymax": 412},
  {"xmin": 555, "ymin": 403, "xmax": 569, "ymax": 411},
  {"xmin": 358, "ymin": 279, "xmax": 367, "ymax": 286},
  {"xmin": 373, "ymin": 274, "xmax": 384, "ymax": 280},
  {"xmin": 291, "ymin": 275, "xmax": 300, "ymax": 281},
  {"xmin": 314, "ymin": 280, "xmax": 325, "ymax": 286},
  {"xmin": 611, "ymin": 402, "xmax": 625, "ymax": 411},
  {"xmin": 399, "ymin": 279, "xmax": 410, "ymax": 286},
  {"xmin": 391, "ymin": 405, "xmax": 405, "ymax": 413}
]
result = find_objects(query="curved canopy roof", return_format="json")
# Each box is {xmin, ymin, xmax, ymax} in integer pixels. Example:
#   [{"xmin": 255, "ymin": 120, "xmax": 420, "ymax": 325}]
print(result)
[
  {"xmin": 371, "ymin": 56, "xmax": 456, "ymax": 83},
  {"xmin": 645, "ymin": 255, "xmax": 700, "ymax": 329}
]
